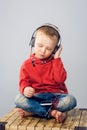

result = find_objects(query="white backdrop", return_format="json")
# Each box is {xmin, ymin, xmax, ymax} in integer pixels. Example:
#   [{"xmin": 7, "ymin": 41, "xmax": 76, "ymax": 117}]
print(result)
[{"xmin": 0, "ymin": 0, "xmax": 87, "ymax": 117}]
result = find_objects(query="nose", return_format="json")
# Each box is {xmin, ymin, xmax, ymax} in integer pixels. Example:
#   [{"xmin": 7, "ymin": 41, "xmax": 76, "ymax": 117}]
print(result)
[{"xmin": 41, "ymin": 47, "xmax": 46, "ymax": 53}]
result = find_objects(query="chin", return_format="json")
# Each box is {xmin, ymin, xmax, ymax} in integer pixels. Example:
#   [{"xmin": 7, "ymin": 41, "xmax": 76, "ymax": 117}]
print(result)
[
  {"xmin": 35, "ymin": 53, "xmax": 50, "ymax": 60},
  {"xmin": 35, "ymin": 55, "xmax": 44, "ymax": 59},
  {"xmin": 39, "ymin": 56, "xmax": 45, "ymax": 60}
]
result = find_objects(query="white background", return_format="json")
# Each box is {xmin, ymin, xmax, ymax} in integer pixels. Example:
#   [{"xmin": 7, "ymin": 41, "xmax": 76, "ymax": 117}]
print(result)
[{"xmin": 0, "ymin": 0, "xmax": 87, "ymax": 117}]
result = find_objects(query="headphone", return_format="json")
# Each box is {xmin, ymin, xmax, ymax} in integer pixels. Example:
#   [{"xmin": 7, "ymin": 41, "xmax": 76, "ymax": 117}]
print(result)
[{"xmin": 29, "ymin": 23, "xmax": 61, "ymax": 54}]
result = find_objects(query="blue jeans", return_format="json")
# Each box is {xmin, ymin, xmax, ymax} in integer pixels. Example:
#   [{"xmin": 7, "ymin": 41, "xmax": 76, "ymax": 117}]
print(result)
[{"xmin": 15, "ymin": 92, "xmax": 77, "ymax": 118}]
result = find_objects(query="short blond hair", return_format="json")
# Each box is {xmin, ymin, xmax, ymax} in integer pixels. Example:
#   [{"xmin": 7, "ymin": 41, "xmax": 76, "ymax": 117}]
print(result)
[{"xmin": 36, "ymin": 26, "xmax": 60, "ymax": 44}]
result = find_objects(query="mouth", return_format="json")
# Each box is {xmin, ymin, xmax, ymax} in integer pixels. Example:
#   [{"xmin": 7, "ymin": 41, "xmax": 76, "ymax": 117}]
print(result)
[
  {"xmin": 39, "ymin": 53, "xmax": 45, "ymax": 58},
  {"xmin": 40, "ymin": 53, "xmax": 44, "ymax": 56}
]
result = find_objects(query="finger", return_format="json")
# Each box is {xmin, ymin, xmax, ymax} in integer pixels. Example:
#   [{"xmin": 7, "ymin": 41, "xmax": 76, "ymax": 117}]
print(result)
[
  {"xmin": 28, "ymin": 88, "xmax": 35, "ymax": 92},
  {"xmin": 58, "ymin": 46, "xmax": 63, "ymax": 52},
  {"xmin": 25, "ymin": 89, "xmax": 35, "ymax": 94}
]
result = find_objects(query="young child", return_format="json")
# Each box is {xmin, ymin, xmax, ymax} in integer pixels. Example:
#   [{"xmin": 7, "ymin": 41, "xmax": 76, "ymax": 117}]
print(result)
[{"xmin": 15, "ymin": 23, "xmax": 77, "ymax": 123}]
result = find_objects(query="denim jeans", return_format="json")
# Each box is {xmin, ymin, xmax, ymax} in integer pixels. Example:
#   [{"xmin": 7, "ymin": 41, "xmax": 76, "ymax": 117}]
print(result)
[{"xmin": 15, "ymin": 92, "xmax": 77, "ymax": 118}]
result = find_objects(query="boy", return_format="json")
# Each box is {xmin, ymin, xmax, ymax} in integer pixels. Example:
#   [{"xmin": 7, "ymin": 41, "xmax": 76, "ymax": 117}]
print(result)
[{"xmin": 15, "ymin": 23, "xmax": 77, "ymax": 123}]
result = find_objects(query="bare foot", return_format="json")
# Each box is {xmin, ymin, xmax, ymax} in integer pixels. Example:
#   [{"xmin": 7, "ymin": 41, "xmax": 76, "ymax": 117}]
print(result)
[
  {"xmin": 17, "ymin": 108, "xmax": 33, "ymax": 118},
  {"xmin": 50, "ymin": 110, "xmax": 67, "ymax": 123}
]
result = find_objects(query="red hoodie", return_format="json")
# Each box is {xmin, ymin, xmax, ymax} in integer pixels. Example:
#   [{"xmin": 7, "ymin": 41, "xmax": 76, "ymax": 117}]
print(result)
[{"xmin": 19, "ymin": 54, "xmax": 68, "ymax": 94}]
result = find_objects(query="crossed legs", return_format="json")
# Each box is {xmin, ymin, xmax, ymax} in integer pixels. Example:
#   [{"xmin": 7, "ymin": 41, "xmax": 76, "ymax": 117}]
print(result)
[{"xmin": 15, "ymin": 93, "xmax": 77, "ymax": 123}]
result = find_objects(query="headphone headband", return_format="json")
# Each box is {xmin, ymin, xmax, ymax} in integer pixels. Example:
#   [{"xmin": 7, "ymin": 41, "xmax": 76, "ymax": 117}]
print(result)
[{"xmin": 33, "ymin": 23, "xmax": 59, "ymax": 37}]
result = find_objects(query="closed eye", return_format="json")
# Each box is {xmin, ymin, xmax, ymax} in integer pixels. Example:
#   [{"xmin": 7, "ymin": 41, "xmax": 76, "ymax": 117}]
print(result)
[
  {"xmin": 46, "ymin": 47, "xmax": 53, "ymax": 51},
  {"xmin": 38, "ymin": 43, "xmax": 43, "ymax": 47}
]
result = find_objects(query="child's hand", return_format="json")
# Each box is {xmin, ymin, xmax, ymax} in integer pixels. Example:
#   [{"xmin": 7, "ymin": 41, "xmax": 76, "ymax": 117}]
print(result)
[
  {"xmin": 23, "ymin": 86, "xmax": 35, "ymax": 98},
  {"xmin": 54, "ymin": 44, "xmax": 63, "ymax": 59}
]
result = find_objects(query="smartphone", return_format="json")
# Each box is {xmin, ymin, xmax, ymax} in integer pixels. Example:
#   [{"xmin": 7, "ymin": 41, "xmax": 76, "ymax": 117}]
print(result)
[{"xmin": 40, "ymin": 102, "xmax": 52, "ymax": 106}]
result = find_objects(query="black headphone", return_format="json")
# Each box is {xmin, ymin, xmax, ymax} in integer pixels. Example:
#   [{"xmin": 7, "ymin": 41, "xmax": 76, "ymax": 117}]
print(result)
[{"xmin": 29, "ymin": 23, "xmax": 61, "ymax": 54}]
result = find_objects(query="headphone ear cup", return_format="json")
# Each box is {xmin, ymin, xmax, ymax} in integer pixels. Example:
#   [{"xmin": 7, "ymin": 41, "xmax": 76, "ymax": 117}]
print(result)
[
  {"xmin": 53, "ymin": 44, "xmax": 60, "ymax": 54},
  {"xmin": 29, "ymin": 37, "xmax": 35, "ymax": 47}
]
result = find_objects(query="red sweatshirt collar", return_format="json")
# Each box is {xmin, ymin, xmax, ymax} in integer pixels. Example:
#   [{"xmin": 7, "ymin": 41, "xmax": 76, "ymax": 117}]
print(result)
[{"xmin": 30, "ymin": 53, "xmax": 53, "ymax": 66}]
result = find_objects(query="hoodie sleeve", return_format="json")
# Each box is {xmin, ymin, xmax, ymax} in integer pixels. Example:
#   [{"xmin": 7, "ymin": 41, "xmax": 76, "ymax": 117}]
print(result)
[
  {"xmin": 52, "ymin": 58, "xmax": 67, "ymax": 83},
  {"xmin": 19, "ymin": 62, "xmax": 32, "ymax": 94}
]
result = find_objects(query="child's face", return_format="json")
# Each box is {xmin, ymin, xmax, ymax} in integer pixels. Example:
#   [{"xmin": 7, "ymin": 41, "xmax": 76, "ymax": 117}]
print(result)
[{"xmin": 34, "ymin": 31, "xmax": 57, "ymax": 59}]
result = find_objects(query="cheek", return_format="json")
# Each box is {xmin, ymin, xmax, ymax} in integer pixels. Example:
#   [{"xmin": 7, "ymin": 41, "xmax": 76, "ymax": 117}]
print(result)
[
  {"xmin": 34, "ymin": 46, "xmax": 39, "ymax": 53},
  {"xmin": 46, "ymin": 51, "xmax": 53, "ymax": 56}
]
